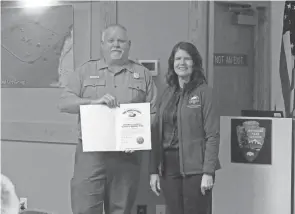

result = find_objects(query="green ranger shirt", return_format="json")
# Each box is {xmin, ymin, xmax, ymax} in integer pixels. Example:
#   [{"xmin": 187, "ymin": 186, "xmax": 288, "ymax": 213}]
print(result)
[{"xmin": 59, "ymin": 59, "xmax": 158, "ymax": 139}]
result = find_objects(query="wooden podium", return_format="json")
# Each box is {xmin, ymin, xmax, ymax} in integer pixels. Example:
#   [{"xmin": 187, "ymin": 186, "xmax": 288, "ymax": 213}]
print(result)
[{"xmin": 212, "ymin": 117, "xmax": 294, "ymax": 214}]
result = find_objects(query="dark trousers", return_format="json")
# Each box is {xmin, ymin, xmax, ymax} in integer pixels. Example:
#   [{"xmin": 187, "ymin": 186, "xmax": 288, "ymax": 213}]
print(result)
[
  {"xmin": 70, "ymin": 141, "xmax": 141, "ymax": 214},
  {"xmin": 160, "ymin": 150, "xmax": 212, "ymax": 214}
]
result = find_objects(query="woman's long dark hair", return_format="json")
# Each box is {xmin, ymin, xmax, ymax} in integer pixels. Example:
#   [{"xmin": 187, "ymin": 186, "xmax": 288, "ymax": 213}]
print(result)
[{"xmin": 166, "ymin": 42, "xmax": 207, "ymax": 92}]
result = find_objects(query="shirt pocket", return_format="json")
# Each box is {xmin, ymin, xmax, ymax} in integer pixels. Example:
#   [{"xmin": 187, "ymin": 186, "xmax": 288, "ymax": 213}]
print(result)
[
  {"xmin": 127, "ymin": 80, "xmax": 147, "ymax": 103},
  {"xmin": 82, "ymin": 78, "xmax": 106, "ymax": 98}
]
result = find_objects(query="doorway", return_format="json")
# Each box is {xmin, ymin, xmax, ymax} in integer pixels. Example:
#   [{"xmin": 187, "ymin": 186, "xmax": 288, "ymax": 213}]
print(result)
[{"xmin": 213, "ymin": 2, "xmax": 255, "ymax": 117}]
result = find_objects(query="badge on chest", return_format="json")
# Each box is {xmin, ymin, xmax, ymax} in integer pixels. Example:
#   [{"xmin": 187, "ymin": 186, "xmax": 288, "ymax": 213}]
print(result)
[{"xmin": 133, "ymin": 72, "xmax": 140, "ymax": 79}]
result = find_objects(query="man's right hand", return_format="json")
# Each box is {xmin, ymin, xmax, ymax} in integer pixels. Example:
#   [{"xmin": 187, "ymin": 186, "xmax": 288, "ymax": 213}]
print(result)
[
  {"xmin": 150, "ymin": 174, "xmax": 161, "ymax": 196},
  {"xmin": 91, "ymin": 94, "xmax": 120, "ymax": 108}
]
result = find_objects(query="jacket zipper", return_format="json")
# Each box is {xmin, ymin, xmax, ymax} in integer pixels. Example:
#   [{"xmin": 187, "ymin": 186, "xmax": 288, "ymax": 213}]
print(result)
[{"xmin": 178, "ymin": 90, "xmax": 185, "ymax": 176}]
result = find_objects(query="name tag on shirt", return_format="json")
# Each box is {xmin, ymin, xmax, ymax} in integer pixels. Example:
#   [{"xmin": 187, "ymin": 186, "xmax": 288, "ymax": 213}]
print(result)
[{"xmin": 90, "ymin": 76, "xmax": 100, "ymax": 79}]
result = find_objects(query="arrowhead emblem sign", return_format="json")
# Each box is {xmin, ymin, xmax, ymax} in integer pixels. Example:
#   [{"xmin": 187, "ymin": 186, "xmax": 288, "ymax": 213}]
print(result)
[{"xmin": 236, "ymin": 121, "xmax": 266, "ymax": 162}]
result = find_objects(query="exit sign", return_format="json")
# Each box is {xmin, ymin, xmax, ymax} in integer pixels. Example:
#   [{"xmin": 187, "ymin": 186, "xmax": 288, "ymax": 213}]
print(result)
[{"xmin": 214, "ymin": 53, "xmax": 248, "ymax": 66}]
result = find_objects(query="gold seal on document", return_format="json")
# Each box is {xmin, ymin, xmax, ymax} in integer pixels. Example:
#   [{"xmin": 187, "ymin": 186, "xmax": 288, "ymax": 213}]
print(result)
[{"xmin": 137, "ymin": 136, "xmax": 144, "ymax": 144}]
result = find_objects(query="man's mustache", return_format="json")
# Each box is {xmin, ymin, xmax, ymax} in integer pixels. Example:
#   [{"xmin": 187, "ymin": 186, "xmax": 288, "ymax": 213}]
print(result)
[{"xmin": 111, "ymin": 48, "xmax": 123, "ymax": 52}]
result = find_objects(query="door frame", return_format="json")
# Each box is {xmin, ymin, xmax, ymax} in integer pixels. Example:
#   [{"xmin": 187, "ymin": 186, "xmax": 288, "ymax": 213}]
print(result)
[{"xmin": 206, "ymin": 1, "xmax": 271, "ymax": 110}]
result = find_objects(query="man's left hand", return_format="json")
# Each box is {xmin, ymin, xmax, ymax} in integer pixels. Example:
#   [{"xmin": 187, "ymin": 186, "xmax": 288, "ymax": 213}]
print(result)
[{"xmin": 200, "ymin": 174, "xmax": 214, "ymax": 195}]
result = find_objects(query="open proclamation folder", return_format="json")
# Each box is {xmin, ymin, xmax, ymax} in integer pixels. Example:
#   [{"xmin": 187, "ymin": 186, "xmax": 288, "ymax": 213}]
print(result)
[{"xmin": 80, "ymin": 103, "xmax": 151, "ymax": 152}]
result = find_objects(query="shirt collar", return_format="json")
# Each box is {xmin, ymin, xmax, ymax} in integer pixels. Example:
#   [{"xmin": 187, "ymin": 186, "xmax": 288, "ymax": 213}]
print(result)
[{"xmin": 96, "ymin": 59, "xmax": 135, "ymax": 73}]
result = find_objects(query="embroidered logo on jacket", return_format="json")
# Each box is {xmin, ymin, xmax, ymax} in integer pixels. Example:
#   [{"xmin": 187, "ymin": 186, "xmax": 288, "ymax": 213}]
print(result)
[{"xmin": 187, "ymin": 95, "xmax": 201, "ymax": 108}]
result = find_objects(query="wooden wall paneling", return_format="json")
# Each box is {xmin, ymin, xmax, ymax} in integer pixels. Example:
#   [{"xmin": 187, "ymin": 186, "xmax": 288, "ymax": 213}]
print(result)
[
  {"xmin": 207, "ymin": 1, "xmax": 215, "ymax": 87},
  {"xmin": 188, "ymin": 1, "xmax": 209, "ymax": 78},
  {"xmin": 90, "ymin": 1, "xmax": 117, "ymax": 60},
  {"xmin": 253, "ymin": 5, "xmax": 271, "ymax": 110},
  {"xmin": 73, "ymin": 2, "xmax": 91, "ymax": 68}
]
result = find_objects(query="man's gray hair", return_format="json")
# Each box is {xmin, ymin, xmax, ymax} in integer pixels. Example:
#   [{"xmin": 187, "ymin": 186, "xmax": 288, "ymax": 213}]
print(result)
[{"xmin": 101, "ymin": 24, "xmax": 128, "ymax": 42}]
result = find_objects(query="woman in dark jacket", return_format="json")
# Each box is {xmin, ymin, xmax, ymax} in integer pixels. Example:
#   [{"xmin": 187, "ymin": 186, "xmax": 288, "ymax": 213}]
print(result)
[{"xmin": 149, "ymin": 42, "xmax": 221, "ymax": 214}]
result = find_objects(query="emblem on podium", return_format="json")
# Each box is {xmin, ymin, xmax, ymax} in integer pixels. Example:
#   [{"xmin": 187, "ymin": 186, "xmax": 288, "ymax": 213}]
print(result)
[
  {"xmin": 236, "ymin": 121, "xmax": 266, "ymax": 162},
  {"xmin": 231, "ymin": 119, "xmax": 272, "ymax": 165}
]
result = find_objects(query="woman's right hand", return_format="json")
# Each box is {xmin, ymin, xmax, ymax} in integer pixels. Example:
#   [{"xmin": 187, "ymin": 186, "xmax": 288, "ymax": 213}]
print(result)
[{"xmin": 150, "ymin": 174, "xmax": 161, "ymax": 196}]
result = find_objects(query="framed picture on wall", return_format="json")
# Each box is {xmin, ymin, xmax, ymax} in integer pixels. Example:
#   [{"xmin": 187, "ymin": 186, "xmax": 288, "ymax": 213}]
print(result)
[
  {"xmin": 138, "ymin": 60, "xmax": 158, "ymax": 76},
  {"xmin": 1, "ymin": 4, "xmax": 74, "ymax": 88}
]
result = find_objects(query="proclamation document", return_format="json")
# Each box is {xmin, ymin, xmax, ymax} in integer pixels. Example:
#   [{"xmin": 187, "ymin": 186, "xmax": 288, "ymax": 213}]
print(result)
[{"xmin": 80, "ymin": 103, "xmax": 151, "ymax": 152}]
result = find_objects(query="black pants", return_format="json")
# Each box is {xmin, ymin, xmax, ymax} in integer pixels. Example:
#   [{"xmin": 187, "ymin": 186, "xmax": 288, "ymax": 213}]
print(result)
[
  {"xmin": 70, "ymin": 141, "xmax": 141, "ymax": 214},
  {"xmin": 160, "ymin": 150, "xmax": 212, "ymax": 214}
]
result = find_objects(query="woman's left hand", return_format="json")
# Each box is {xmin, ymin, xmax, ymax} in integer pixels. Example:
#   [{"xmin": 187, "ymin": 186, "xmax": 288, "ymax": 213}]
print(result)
[{"xmin": 200, "ymin": 174, "xmax": 214, "ymax": 195}]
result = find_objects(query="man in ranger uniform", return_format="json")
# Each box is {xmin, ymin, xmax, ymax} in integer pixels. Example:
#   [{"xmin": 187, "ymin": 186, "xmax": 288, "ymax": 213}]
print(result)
[{"xmin": 59, "ymin": 24, "xmax": 157, "ymax": 214}]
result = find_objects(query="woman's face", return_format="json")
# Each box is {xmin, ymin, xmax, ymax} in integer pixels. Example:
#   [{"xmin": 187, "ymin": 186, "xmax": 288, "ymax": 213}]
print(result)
[{"xmin": 173, "ymin": 49, "xmax": 193, "ymax": 79}]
